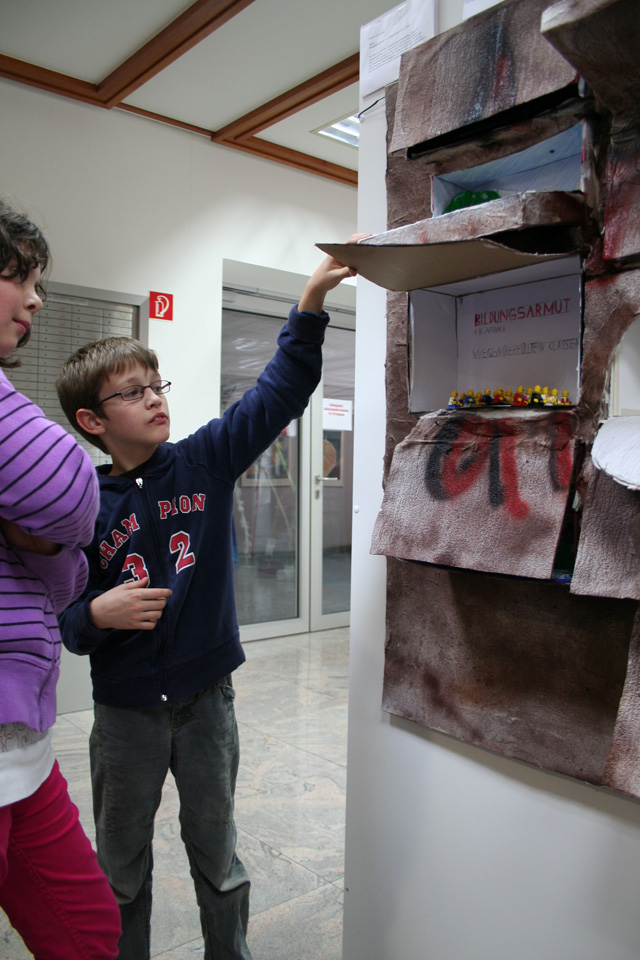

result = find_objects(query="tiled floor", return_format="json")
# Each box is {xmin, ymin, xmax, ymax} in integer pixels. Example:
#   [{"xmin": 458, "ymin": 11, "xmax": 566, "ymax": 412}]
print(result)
[{"xmin": 0, "ymin": 627, "xmax": 349, "ymax": 959}]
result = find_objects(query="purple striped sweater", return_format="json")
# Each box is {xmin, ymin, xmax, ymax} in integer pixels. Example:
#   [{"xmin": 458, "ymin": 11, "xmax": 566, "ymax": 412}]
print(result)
[{"xmin": 0, "ymin": 369, "xmax": 99, "ymax": 732}]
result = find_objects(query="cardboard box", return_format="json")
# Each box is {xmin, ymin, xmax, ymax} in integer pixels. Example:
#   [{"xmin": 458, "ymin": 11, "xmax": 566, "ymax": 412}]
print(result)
[
  {"xmin": 432, "ymin": 125, "xmax": 583, "ymax": 217},
  {"xmin": 409, "ymin": 256, "xmax": 581, "ymax": 412}
]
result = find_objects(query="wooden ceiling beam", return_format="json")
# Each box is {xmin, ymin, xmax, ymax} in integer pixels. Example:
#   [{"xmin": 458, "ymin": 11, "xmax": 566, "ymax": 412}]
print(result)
[
  {"xmin": 213, "ymin": 54, "xmax": 359, "ymax": 141},
  {"xmin": 0, "ymin": 54, "xmax": 100, "ymax": 106},
  {"xmin": 0, "ymin": 35, "xmax": 358, "ymax": 187},
  {"xmin": 221, "ymin": 136, "xmax": 358, "ymax": 186},
  {"xmin": 97, "ymin": 0, "xmax": 258, "ymax": 107},
  {"xmin": 118, "ymin": 102, "xmax": 214, "ymax": 137}
]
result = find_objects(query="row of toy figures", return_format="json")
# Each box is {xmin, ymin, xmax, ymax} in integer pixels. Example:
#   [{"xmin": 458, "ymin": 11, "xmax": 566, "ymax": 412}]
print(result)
[{"xmin": 448, "ymin": 386, "xmax": 573, "ymax": 409}]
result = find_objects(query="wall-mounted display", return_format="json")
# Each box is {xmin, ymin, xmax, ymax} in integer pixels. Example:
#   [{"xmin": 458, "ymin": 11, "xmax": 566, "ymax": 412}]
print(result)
[{"xmin": 324, "ymin": 0, "xmax": 640, "ymax": 797}]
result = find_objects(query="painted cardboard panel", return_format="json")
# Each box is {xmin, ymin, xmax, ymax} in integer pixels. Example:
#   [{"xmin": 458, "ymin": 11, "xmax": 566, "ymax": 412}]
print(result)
[
  {"xmin": 382, "ymin": 559, "xmax": 636, "ymax": 784},
  {"xmin": 398, "ymin": 96, "xmax": 592, "ymax": 180},
  {"xmin": 384, "ymin": 290, "xmax": 417, "ymax": 481},
  {"xmin": 603, "ymin": 609, "xmax": 640, "ymax": 796},
  {"xmin": 579, "ymin": 270, "xmax": 640, "ymax": 439},
  {"xmin": 390, "ymin": 0, "xmax": 576, "ymax": 154},
  {"xmin": 602, "ymin": 130, "xmax": 640, "ymax": 264},
  {"xmin": 385, "ymin": 82, "xmax": 433, "ymax": 231},
  {"xmin": 571, "ymin": 464, "xmax": 640, "ymax": 601},
  {"xmin": 541, "ymin": 0, "xmax": 640, "ymax": 127},
  {"xmin": 371, "ymin": 409, "xmax": 575, "ymax": 578}
]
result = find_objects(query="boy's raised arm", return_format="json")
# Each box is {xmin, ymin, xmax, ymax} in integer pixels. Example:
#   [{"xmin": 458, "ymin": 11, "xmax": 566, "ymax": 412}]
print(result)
[{"xmin": 297, "ymin": 233, "xmax": 367, "ymax": 315}]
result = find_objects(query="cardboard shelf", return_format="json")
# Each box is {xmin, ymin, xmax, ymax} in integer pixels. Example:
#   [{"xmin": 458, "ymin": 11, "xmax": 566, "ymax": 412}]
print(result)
[{"xmin": 318, "ymin": 191, "xmax": 587, "ymax": 292}]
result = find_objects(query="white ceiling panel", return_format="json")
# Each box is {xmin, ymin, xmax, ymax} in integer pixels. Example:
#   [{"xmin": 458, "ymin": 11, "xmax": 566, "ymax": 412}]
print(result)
[
  {"xmin": 0, "ymin": 0, "xmax": 192, "ymax": 81},
  {"xmin": 123, "ymin": 0, "xmax": 393, "ymax": 131}
]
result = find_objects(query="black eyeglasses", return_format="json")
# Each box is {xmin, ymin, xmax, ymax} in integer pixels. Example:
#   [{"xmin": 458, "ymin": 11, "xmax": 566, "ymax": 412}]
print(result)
[{"xmin": 99, "ymin": 380, "xmax": 172, "ymax": 404}]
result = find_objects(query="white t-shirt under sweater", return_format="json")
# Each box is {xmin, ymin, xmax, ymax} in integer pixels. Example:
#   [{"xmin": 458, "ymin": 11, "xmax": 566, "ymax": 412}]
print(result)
[{"xmin": 0, "ymin": 723, "xmax": 55, "ymax": 807}]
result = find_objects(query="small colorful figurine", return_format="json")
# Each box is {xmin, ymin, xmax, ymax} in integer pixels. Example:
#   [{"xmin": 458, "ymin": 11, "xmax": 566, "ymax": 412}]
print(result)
[
  {"xmin": 448, "ymin": 390, "xmax": 459, "ymax": 409},
  {"xmin": 541, "ymin": 386, "xmax": 549, "ymax": 404},
  {"xmin": 560, "ymin": 389, "xmax": 572, "ymax": 405},
  {"xmin": 512, "ymin": 385, "xmax": 526, "ymax": 406},
  {"xmin": 481, "ymin": 388, "xmax": 493, "ymax": 406},
  {"xmin": 530, "ymin": 384, "xmax": 544, "ymax": 406},
  {"xmin": 463, "ymin": 389, "xmax": 476, "ymax": 407},
  {"xmin": 545, "ymin": 388, "xmax": 559, "ymax": 406}
]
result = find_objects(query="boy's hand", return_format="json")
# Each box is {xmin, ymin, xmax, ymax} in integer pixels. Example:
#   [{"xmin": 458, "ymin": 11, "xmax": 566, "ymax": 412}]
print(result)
[
  {"xmin": 298, "ymin": 233, "xmax": 371, "ymax": 315},
  {"xmin": 0, "ymin": 517, "xmax": 59, "ymax": 555},
  {"xmin": 90, "ymin": 578, "xmax": 172, "ymax": 631}
]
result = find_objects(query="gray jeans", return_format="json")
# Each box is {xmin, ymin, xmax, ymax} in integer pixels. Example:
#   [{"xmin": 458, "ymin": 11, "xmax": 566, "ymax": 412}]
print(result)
[{"xmin": 90, "ymin": 678, "xmax": 252, "ymax": 960}]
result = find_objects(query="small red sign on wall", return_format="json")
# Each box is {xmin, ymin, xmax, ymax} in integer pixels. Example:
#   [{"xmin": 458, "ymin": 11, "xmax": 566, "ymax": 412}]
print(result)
[{"xmin": 149, "ymin": 292, "xmax": 173, "ymax": 321}]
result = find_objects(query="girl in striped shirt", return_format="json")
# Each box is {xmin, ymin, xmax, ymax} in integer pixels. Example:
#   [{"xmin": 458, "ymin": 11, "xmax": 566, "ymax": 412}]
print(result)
[{"xmin": 0, "ymin": 199, "xmax": 120, "ymax": 959}]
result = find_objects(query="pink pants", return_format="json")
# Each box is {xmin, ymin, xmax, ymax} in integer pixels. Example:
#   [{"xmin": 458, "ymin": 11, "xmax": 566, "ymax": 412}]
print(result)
[{"xmin": 0, "ymin": 760, "xmax": 121, "ymax": 960}]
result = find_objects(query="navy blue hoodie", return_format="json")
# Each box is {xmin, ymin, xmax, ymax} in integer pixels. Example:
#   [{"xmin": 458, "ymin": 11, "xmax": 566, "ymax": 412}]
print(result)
[{"xmin": 59, "ymin": 307, "xmax": 329, "ymax": 708}]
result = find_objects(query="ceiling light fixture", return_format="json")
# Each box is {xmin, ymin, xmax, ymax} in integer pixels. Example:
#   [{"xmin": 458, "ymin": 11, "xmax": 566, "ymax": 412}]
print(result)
[{"xmin": 314, "ymin": 114, "xmax": 360, "ymax": 149}]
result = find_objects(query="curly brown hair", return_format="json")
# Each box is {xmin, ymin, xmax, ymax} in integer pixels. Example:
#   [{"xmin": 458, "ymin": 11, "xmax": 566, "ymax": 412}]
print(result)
[{"xmin": 0, "ymin": 199, "xmax": 50, "ymax": 368}]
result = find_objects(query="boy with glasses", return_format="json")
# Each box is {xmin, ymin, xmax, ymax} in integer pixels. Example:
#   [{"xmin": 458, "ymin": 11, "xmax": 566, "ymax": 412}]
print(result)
[{"xmin": 55, "ymin": 244, "xmax": 357, "ymax": 960}]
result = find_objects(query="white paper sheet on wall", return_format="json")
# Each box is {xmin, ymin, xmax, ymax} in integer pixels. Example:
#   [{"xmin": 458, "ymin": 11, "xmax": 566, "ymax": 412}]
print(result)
[{"xmin": 360, "ymin": 0, "xmax": 436, "ymax": 99}]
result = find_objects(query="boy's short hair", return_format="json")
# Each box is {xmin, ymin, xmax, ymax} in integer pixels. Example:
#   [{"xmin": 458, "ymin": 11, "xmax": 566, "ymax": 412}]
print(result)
[
  {"xmin": 56, "ymin": 337, "xmax": 160, "ymax": 453},
  {"xmin": 0, "ymin": 198, "xmax": 50, "ymax": 369}
]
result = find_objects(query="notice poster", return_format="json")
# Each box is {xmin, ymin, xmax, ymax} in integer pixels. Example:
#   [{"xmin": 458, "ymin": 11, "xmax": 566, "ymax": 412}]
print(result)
[
  {"xmin": 455, "ymin": 273, "xmax": 581, "ymax": 397},
  {"xmin": 360, "ymin": 0, "xmax": 436, "ymax": 98},
  {"xmin": 323, "ymin": 398, "xmax": 353, "ymax": 431}
]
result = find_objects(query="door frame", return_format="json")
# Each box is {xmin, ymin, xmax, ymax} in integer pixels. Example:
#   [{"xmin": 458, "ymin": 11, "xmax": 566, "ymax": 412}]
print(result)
[{"xmin": 309, "ymin": 373, "xmax": 352, "ymax": 632}]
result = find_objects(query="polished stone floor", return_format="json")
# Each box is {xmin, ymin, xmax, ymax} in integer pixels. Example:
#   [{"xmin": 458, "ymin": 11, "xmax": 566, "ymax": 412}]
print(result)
[{"xmin": 0, "ymin": 627, "xmax": 349, "ymax": 959}]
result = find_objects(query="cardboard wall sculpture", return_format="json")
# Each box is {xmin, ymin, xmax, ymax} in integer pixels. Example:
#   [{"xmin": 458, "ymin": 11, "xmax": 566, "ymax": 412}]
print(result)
[{"xmin": 325, "ymin": 0, "xmax": 640, "ymax": 796}]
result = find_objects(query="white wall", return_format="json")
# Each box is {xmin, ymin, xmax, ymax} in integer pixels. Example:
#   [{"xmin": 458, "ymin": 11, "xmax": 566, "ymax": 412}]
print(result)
[
  {"xmin": 0, "ymin": 79, "xmax": 357, "ymax": 441},
  {"xmin": 0, "ymin": 77, "xmax": 357, "ymax": 711},
  {"xmin": 343, "ymin": 2, "xmax": 640, "ymax": 957}
]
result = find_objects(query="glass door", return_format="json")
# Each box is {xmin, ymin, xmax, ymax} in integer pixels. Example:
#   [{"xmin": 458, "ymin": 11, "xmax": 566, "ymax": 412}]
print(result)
[
  {"xmin": 221, "ymin": 306, "xmax": 355, "ymax": 640},
  {"xmin": 221, "ymin": 308, "xmax": 309, "ymax": 640}
]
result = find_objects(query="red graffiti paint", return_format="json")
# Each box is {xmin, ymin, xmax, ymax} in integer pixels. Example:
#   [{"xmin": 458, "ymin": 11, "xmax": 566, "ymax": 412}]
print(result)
[{"xmin": 425, "ymin": 415, "xmax": 573, "ymax": 520}]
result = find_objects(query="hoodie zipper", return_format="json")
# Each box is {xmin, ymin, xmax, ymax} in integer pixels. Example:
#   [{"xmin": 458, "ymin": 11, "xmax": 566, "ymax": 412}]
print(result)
[{"xmin": 135, "ymin": 475, "xmax": 170, "ymax": 701}]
